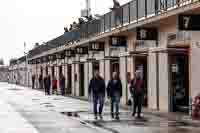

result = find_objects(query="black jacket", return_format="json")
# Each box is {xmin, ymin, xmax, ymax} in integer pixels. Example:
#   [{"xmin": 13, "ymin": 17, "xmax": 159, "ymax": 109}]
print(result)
[
  {"xmin": 43, "ymin": 75, "xmax": 51, "ymax": 89},
  {"xmin": 107, "ymin": 79, "xmax": 122, "ymax": 97},
  {"xmin": 89, "ymin": 77, "xmax": 105, "ymax": 96}
]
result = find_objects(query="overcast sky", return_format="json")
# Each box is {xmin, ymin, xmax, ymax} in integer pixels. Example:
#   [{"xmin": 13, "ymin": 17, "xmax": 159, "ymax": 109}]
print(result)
[{"xmin": 0, "ymin": 0, "xmax": 130, "ymax": 64}]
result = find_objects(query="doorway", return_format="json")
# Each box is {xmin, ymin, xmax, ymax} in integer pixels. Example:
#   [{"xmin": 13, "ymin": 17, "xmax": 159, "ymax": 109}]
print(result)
[
  {"xmin": 169, "ymin": 53, "xmax": 189, "ymax": 113},
  {"xmin": 135, "ymin": 56, "xmax": 148, "ymax": 107},
  {"xmin": 59, "ymin": 66, "xmax": 63, "ymax": 76},
  {"xmin": 110, "ymin": 59, "xmax": 120, "ymax": 76},
  {"xmin": 79, "ymin": 63, "xmax": 85, "ymax": 97},
  {"xmin": 92, "ymin": 61, "xmax": 100, "ymax": 75},
  {"xmin": 40, "ymin": 67, "xmax": 43, "ymax": 77},
  {"xmin": 45, "ymin": 66, "xmax": 48, "ymax": 75},
  {"xmin": 51, "ymin": 66, "xmax": 55, "ymax": 77},
  {"xmin": 67, "ymin": 65, "xmax": 72, "ymax": 94}
]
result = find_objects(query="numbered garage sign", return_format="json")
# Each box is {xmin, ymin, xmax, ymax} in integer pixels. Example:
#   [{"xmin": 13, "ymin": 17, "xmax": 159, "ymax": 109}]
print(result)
[{"xmin": 178, "ymin": 14, "xmax": 200, "ymax": 31}]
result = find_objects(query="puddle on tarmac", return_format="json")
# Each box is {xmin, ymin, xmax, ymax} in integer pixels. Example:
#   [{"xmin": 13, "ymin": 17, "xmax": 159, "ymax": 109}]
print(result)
[
  {"xmin": 40, "ymin": 102, "xmax": 51, "ymax": 105},
  {"xmin": 45, "ymin": 104, "xmax": 55, "ymax": 108},
  {"xmin": 8, "ymin": 88, "xmax": 22, "ymax": 91}
]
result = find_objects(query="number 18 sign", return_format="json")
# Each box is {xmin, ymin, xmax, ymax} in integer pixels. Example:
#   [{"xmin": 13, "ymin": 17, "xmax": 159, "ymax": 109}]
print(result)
[{"xmin": 178, "ymin": 14, "xmax": 200, "ymax": 31}]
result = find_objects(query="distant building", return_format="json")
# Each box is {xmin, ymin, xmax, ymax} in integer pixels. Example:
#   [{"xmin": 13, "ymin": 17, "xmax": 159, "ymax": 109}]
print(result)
[{"xmin": 0, "ymin": 65, "xmax": 9, "ymax": 82}]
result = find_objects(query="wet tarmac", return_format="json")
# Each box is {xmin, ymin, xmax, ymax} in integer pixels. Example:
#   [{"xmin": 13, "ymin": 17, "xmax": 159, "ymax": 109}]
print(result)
[{"xmin": 0, "ymin": 82, "xmax": 200, "ymax": 133}]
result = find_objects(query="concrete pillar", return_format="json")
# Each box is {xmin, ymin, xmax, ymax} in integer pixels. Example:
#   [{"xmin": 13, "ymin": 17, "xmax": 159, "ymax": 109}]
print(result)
[
  {"xmin": 158, "ymin": 52, "xmax": 169, "ymax": 112},
  {"xmin": 64, "ymin": 58, "xmax": 68, "ymax": 93},
  {"xmin": 100, "ymin": 60, "xmax": 105, "ymax": 78},
  {"xmin": 84, "ymin": 62, "xmax": 89, "ymax": 98},
  {"xmin": 148, "ymin": 52, "xmax": 158, "ymax": 110},
  {"xmin": 120, "ymin": 56, "xmax": 127, "ymax": 105},
  {"xmin": 104, "ymin": 60, "xmax": 111, "ymax": 87},
  {"xmin": 190, "ymin": 31, "xmax": 200, "ymax": 98},
  {"xmin": 88, "ymin": 62, "xmax": 93, "ymax": 82},
  {"xmin": 127, "ymin": 56, "xmax": 135, "ymax": 98},
  {"xmin": 71, "ymin": 63, "xmax": 76, "ymax": 96}
]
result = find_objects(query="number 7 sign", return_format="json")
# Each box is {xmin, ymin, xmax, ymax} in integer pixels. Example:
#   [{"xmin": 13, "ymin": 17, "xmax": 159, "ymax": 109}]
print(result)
[{"xmin": 178, "ymin": 14, "xmax": 200, "ymax": 31}]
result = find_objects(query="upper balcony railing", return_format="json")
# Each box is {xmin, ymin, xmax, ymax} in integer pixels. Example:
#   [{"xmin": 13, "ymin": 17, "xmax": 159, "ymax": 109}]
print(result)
[
  {"xmin": 168, "ymin": 31, "xmax": 192, "ymax": 44},
  {"xmin": 76, "ymin": 0, "xmax": 198, "ymax": 42}
]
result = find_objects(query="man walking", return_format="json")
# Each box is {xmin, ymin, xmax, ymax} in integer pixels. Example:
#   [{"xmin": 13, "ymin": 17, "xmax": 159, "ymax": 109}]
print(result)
[
  {"xmin": 130, "ymin": 71, "xmax": 144, "ymax": 118},
  {"xmin": 59, "ymin": 73, "xmax": 66, "ymax": 96},
  {"xmin": 107, "ymin": 72, "xmax": 122, "ymax": 120},
  {"xmin": 89, "ymin": 70, "xmax": 106, "ymax": 120},
  {"xmin": 44, "ymin": 71, "xmax": 51, "ymax": 95},
  {"xmin": 32, "ymin": 74, "xmax": 35, "ymax": 89}
]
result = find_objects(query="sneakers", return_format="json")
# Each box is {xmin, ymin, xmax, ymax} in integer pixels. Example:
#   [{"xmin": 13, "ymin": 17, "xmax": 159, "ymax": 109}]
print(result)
[
  {"xmin": 94, "ymin": 115, "xmax": 98, "ymax": 120},
  {"xmin": 99, "ymin": 114, "xmax": 103, "ymax": 120},
  {"xmin": 111, "ymin": 113, "xmax": 114, "ymax": 119},
  {"xmin": 137, "ymin": 115, "xmax": 142, "ymax": 119},
  {"xmin": 115, "ymin": 115, "xmax": 120, "ymax": 120},
  {"xmin": 132, "ymin": 112, "xmax": 135, "ymax": 117}
]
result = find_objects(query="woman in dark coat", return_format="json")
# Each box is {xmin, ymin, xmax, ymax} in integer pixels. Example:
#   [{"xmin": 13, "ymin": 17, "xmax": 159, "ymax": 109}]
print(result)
[{"xmin": 130, "ymin": 71, "xmax": 144, "ymax": 118}]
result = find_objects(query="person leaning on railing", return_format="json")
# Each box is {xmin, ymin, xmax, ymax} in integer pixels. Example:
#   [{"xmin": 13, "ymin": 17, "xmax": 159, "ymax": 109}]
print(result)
[{"xmin": 110, "ymin": 0, "xmax": 121, "ymax": 26}]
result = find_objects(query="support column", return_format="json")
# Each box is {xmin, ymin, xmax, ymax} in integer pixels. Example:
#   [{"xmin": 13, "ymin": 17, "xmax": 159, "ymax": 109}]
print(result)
[
  {"xmin": 71, "ymin": 63, "xmax": 76, "ymax": 96},
  {"xmin": 120, "ymin": 56, "xmax": 127, "ymax": 105},
  {"xmin": 100, "ymin": 60, "xmax": 105, "ymax": 78},
  {"xmin": 158, "ymin": 52, "xmax": 169, "ymax": 112},
  {"xmin": 148, "ymin": 52, "xmax": 158, "ymax": 110},
  {"xmin": 104, "ymin": 60, "xmax": 111, "ymax": 87},
  {"xmin": 190, "ymin": 31, "xmax": 200, "ymax": 98},
  {"xmin": 64, "ymin": 58, "xmax": 68, "ymax": 94},
  {"xmin": 88, "ymin": 62, "xmax": 93, "ymax": 82},
  {"xmin": 55, "ymin": 65, "xmax": 60, "ymax": 92}
]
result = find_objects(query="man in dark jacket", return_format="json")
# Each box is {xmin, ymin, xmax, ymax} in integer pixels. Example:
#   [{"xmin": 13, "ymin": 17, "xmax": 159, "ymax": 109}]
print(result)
[
  {"xmin": 130, "ymin": 71, "xmax": 144, "ymax": 118},
  {"xmin": 107, "ymin": 72, "xmax": 122, "ymax": 120},
  {"xmin": 44, "ymin": 71, "xmax": 51, "ymax": 95},
  {"xmin": 89, "ymin": 70, "xmax": 106, "ymax": 120},
  {"xmin": 32, "ymin": 74, "xmax": 35, "ymax": 89},
  {"xmin": 59, "ymin": 73, "xmax": 66, "ymax": 96}
]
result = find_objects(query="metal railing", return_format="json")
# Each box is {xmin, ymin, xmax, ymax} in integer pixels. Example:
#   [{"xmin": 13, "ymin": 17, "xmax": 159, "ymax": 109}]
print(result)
[
  {"xmin": 135, "ymin": 41, "xmax": 157, "ymax": 49},
  {"xmin": 75, "ymin": 0, "xmax": 197, "ymax": 41},
  {"xmin": 27, "ymin": 0, "xmax": 198, "ymax": 59},
  {"xmin": 168, "ymin": 31, "xmax": 192, "ymax": 43}
]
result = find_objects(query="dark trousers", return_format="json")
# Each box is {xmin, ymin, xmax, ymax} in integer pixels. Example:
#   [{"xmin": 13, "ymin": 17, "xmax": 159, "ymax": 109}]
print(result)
[
  {"xmin": 93, "ymin": 94, "xmax": 105, "ymax": 116},
  {"xmin": 39, "ymin": 81, "xmax": 43, "ymax": 89},
  {"xmin": 61, "ymin": 86, "xmax": 65, "ymax": 96},
  {"xmin": 133, "ymin": 93, "xmax": 143, "ymax": 117},
  {"xmin": 111, "ymin": 95, "xmax": 120, "ymax": 116},
  {"xmin": 32, "ymin": 81, "xmax": 35, "ymax": 89},
  {"xmin": 47, "ymin": 87, "xmax": 50, "ymax": 95}
]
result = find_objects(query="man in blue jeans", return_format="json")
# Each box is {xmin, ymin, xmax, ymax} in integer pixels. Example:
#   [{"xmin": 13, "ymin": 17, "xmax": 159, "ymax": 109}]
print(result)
[
  {"xmin": 107, "ymin": 72, "xmax": 122, "ymax": 120},
  {"xmin": 89, "ymin": 70, "xmax": 106, "ymax": 120}
]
